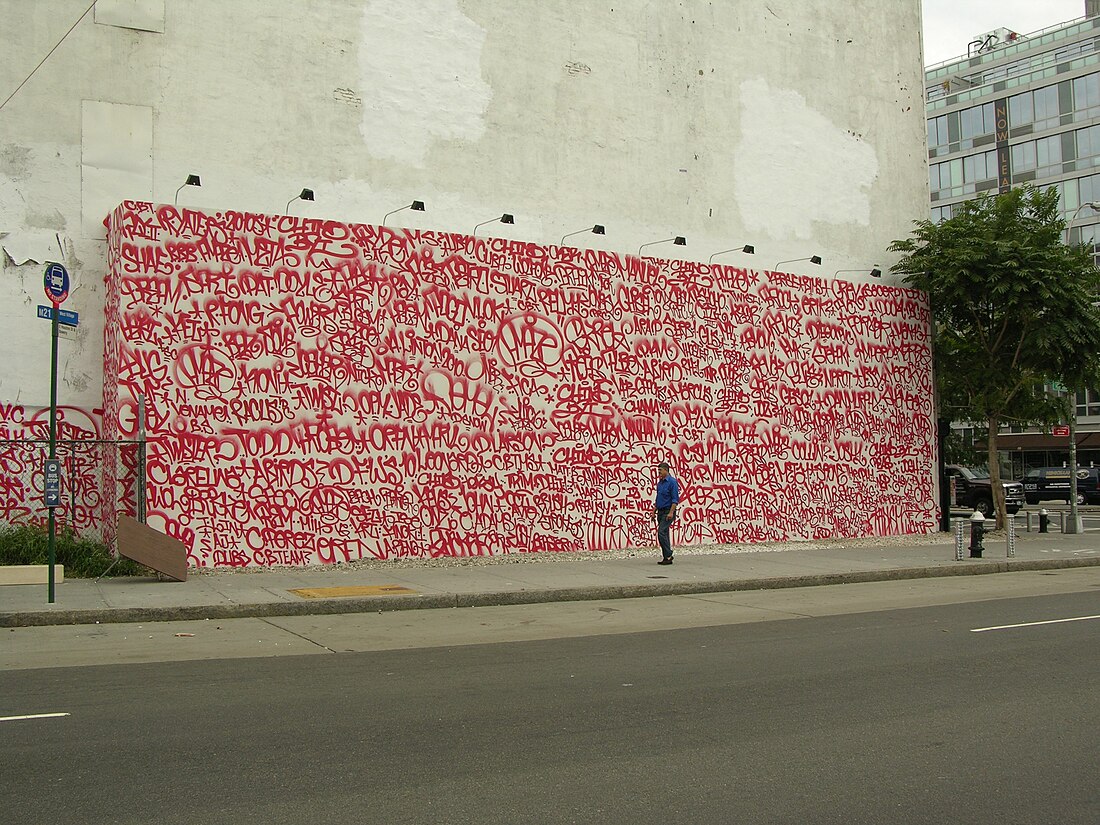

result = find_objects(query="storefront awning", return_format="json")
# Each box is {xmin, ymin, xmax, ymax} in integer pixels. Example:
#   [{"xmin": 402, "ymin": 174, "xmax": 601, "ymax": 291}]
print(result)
[{"xmin": 993, "ymin": 431, "xmax": 1100, "ymax": 450}]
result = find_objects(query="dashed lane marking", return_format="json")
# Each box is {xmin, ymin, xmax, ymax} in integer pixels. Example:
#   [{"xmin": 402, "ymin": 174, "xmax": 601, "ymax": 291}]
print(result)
[
  {"xmin": 970, "ymin": 614, "xmax": 1100, "ymax": 633},
  {"xmin": 0, "ymin": 713, "xmax": 70, "ymax": 723}
]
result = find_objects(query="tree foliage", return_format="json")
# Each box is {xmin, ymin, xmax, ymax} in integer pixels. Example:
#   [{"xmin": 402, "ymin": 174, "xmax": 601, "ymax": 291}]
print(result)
[{"xmin": 889, "ymin": 186, "xmax": 1100, "ymax": 525}]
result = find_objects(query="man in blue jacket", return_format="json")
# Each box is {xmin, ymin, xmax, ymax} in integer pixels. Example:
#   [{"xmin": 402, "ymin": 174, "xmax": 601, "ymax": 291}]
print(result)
[{"xmin": 654, "ymin": 461, "xmax": 679, "ymax": 565}]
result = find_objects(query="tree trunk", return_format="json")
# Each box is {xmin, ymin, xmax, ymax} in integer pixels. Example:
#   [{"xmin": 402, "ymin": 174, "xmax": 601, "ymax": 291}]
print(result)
[{"xmin": 987, "ymin": 418, "xmax": 1004, "ymax": 530}]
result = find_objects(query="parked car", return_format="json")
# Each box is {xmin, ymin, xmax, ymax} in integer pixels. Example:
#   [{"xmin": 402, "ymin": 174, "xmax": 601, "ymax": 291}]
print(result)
[
  {"xmin": 944, "ymin": 465, "xmax": 1024, "ymax": 518},
  {"xmin": 1021, "ymin": 466, "xmax": 1100, "ymax": 505}
]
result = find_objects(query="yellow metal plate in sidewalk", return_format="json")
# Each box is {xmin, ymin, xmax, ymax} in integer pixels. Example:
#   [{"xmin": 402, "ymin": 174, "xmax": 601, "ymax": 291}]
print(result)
[{"xmin": 289, "ymin": 585, "xmax": 418, "ymax": 599}]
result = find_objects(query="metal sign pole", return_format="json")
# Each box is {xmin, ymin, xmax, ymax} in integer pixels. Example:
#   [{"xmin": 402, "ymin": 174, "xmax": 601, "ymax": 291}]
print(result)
[
  {"xmin": 42, "ymin": 260, "xmax": 70, "ymax": 604},
  {"xmin": 48, "ymin": 301, "xmax": 58, "ymax": 603},
  {"xmin": 138, "ymin": 393, "xmax": 147, "ymax": 523}
]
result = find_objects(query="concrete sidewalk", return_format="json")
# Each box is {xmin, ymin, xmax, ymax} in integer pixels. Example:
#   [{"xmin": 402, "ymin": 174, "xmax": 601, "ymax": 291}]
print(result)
[{"xmin": 2, "ymin": 531, "xmax": 1099, "ymax": 628}]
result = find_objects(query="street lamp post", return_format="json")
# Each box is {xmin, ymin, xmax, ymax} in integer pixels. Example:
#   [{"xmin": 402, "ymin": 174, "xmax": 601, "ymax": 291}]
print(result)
[
  {"xmin": 1069, "ymin": 200, "xmax": 1100, "ymax": 259},
  {"xmin": 1070, "ymin": 200, "xmax": 1100, "ymax": 225},
  {"xmin": 1061, "ymin": 202, "xmax": 1100, "ymax": 535},
  {"xmin": 1068, "ymin": 410, "xmax": 1083, "ymax": 534}
]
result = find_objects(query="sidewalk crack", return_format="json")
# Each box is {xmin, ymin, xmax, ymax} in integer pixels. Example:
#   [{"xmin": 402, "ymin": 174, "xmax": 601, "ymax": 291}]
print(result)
[
  {"xmin": 685, "ymin": 593, "xmax": 815, "ymax": 618},
  {"xmin": 258, "ymin": 618, "xmax": 335, "ymax": 652}
]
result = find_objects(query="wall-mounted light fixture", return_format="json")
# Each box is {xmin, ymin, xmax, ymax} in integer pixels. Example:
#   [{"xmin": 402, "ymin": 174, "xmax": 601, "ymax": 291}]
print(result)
[
  {"xmin": 382, "ymin": 200, "xmax": 426, "ymax": 226},
  {"xmin": 774, "ymin": 255, "xmax": 822, "ymax": 270},
  {"xmin": 173, "ymin": 174, "xmax": 201, "ymax": 205},
  {"xmin": 472, "ymin": 213, "xmax": 514, "ymax": 236},
  {"xmin": 834, "ymin": 267, "xmax": 883, "ymax": 278},
  {"xmin": 560, "ymin": 224, "xmax": 606, "ymax": 246},
  {"xmin": 285, "ymin": 188, "xmax": 314, "ymax": 213},
  {"xmin": 638, "ymin": 236, "xmax": 686, "ymax": 257},
  {"xmin": 708, "ymin": 244, "xmax": 755, "ymax": 264}
]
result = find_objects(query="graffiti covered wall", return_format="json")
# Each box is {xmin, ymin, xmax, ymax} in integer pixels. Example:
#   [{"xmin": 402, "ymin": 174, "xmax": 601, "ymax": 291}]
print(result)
[
  {"xmin": 104, "ymin": 202, "xmax": 936, "ymax": 568},
  {"xmin": 0, "ymin": 404, "xmax": 140, "ymax": 543}
]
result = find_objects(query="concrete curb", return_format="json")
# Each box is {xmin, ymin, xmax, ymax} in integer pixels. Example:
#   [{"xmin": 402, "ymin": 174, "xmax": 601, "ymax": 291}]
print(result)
[{"xmin": 3, "ymin": 556, "xmax": 1097, "ymax": 628}]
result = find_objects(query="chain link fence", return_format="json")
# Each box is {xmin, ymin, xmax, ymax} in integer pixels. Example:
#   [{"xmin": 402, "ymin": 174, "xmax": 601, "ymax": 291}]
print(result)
[{"xmin": 0, "ymin": 438, "xmax": 145, "ymax": 545}]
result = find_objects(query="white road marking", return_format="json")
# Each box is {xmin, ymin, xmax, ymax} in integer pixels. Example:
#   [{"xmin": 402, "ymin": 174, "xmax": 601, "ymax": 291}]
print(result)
[
  {"xmin": 0, "ymin": 712, "xmax": 70, "ymax": 723},
  {"xmin": 971, "ymin": 615, "xmax": 1100, "ymax": 633}
]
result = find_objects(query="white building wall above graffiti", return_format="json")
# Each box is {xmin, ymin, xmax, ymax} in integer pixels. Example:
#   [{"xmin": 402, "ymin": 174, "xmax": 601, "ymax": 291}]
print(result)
[{"xmin": 0, "ymin": 1, "xmax": 927, "ymax": 412}]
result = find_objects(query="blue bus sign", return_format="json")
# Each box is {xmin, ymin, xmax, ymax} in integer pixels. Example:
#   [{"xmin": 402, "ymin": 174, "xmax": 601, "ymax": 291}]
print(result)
[
  {"xmin": 43, "ymin": 262, "xmax": 70, "ymax": 304},
  {"xmin": 44, "ymin": 459, "xmax": 62, "ymax": 508},
  {"xmin": 37, "ymin": 305, "xmax": 79, "ymax": 326}
]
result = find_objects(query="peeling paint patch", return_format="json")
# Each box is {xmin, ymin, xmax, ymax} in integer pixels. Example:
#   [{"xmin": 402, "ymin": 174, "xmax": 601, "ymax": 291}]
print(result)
[
  {"xmin": 1, "ymin": 231, "xmax": 63, "ymax": 265},
  {"xmin": 26, "ymin": 209, "xmax": 66, "ymax": 231},
  {"xmin": 67, "ymin": 371, "xmax": 91, "ymax": 393},
  {"xmin": 357, "ymin": 0, "xmax": 492, "ymax": 166},
  {"xmin": 735, "ymin": 78, "xmax": 878, "ymax": 239},
  {"xmin": 333, "ymin": 87, "xmax": 363, "ymax": 107},
  {"xmin": 0, "ymin": 146, "xmax": 31, "ymax": 178}
]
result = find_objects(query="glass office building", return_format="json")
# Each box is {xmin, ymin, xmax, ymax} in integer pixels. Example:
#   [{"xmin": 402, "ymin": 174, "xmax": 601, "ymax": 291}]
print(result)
[{"xmin": 924, "ymin": 1, "xmax": 1100, "ymax": 474}]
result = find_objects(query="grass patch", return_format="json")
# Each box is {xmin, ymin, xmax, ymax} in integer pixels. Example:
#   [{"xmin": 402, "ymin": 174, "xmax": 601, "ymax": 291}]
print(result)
[{"xmin": 0, "ymin": 523, "xmax": 151, "ymax": 578}]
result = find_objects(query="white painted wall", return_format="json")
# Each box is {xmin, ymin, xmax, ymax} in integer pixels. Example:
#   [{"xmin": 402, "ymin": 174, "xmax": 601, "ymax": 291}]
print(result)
[{"xmin": 0, "ymin": 0, "xmax": 928, "ymax": 412}]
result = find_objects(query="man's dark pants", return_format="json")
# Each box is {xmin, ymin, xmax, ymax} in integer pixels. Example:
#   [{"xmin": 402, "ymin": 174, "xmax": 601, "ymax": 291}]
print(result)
[{"xmin": 656, "ymin": 507, "xmax": 673, "ymax": 560}]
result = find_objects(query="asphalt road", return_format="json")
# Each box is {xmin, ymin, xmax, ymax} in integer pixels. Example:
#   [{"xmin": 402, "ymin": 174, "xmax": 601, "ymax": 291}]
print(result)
[{"xmin": 2, "ymin": 583, "xmax": 1098, "ymax": 825}]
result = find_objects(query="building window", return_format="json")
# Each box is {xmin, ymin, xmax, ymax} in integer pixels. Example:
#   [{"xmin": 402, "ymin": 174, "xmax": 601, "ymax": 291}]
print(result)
[
  {"xmin": 1035, "ymin": 135, "xmax": 1063, "ymax": 177},
  {"xmin": 1011, "ymin": 126, "xmax": 1100, "ymax": 181},
  {"xmin": 930, "ymin": 158, "xmax": 963, "ymax": 198},
  {"xmin": 962, "ymin": 150, "xmax": 997, "ymax": 187},
  {"xmin": 1043, "ymin": 180, "xmax": 1074, "ymax": 217},
  {"xmin": 959, "ymin": 102, "xmax": 995, "ymax": 144},
  {"xmin": 928, "ymin": 114, "xmax": 951, "ymax": 155},
  {"xmin": 1077, "ymin": 173, "xmax": 1100, "ymax": 208},
  {"xmin": 1076, "ymin": 389, "xmax": 1100, "ymax": 417},
  {"xmin": 1011, "ymin": 141, "xmax": 1037, "ymax": 173},
  {"xmin": 1009, "ymin": 90, "xmax": 1034, "ymax": 127},
  {"xmin": 1076, "ymin": 124, "xmax": 1100, "ymax": 168},
  {"xmin": 1068, "ymin": 222, "xmax": 1100, "ymax": 259},
  {"xmin": 1073, "ymin": 72, "xmax": 1100, "ymax": 120},
  {"xmin": 930, "ymin": 204, "xmax": 957, "ymax": 222},
  {"xmin": 931, "ymin": 151, "xmax": 997, "ymax": 199},
  {"xmin": 1009, "ymin": 83, "xmax": 1063, "ymax": 131},
  {"xmin": 1032, "ymin": 84, "xmax": 1060, "ymax": 130}
]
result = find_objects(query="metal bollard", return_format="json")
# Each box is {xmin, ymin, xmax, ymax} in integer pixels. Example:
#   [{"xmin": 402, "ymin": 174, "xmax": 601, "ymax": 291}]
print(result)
[
  {"xmin": 969, "ymin": 511, "xmax": 986, "ymax": 558},
  {"xmin": 954, "ymin": 518, "xmax": 965, "ymax": 561},
  {"xmin": 1038, "ymin": 508, "xmax": 1049, "ymax": 533},
  {"xmin": 1006, "ymin": 513, "xmax": 1016, "ymax": 558}
]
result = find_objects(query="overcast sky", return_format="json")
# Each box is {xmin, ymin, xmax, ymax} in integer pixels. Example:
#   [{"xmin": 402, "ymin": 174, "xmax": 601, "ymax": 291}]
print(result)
[{"xmin": 922, "ymin": 0, "xmax": 1086, "ymax": 65}]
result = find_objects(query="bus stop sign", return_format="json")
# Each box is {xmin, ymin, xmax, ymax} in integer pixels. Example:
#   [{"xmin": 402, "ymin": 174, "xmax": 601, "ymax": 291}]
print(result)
[
  {"xmin": 43, "ymin": 262, "xmax": 70, "ymax": 305},
  {"xmin": 44, "ymin": 459, "xmax": 62, "ymax": 508}
]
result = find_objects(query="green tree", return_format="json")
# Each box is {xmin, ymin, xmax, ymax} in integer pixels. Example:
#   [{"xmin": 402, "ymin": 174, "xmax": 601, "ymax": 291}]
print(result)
[{"xmin": 889, "ymin": 186, "xmax": 1100, "ymax": 527}]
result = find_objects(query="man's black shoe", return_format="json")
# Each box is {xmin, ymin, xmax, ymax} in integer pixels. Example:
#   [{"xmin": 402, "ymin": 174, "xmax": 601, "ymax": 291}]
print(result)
[{"xmin": 657, "ymin": 558, "xmax": 673, "ymax": 565}]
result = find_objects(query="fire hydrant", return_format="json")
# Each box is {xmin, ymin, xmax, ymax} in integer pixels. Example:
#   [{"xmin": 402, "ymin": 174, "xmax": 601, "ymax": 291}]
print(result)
[
  {"xmin": 1038, "ymin": 509, "xmax": 1049, "ymax": 534},
  {"xmin": 969, "ymin": 511, "xmax": 986, "ymax": 558}
]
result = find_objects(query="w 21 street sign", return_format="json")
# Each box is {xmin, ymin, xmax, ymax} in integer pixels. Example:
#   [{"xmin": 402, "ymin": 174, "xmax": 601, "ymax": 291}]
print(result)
[
  {"xmin": 43, "ymin": 262, "xmax": 70, "ymax": 304},
  {"xmin": 37, "ymin": 305, "xmax": 79, "ymax": 326}
]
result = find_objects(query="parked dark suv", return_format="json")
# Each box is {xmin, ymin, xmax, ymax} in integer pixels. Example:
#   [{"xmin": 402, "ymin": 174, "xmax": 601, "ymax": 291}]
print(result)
[
  {"xmin": 945, "ymin": 465, "xmax": 1024, "ymax": 517},
  {"xmin": 1021, "ymin": 466, "xmax": 1100, "ymax": 505}
]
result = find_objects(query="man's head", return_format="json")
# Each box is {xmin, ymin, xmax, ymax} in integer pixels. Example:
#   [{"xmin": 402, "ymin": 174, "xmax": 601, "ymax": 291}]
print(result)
[{"xmin": 656, "ymin": 461, "xmax": 670, "ymax": 477}]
